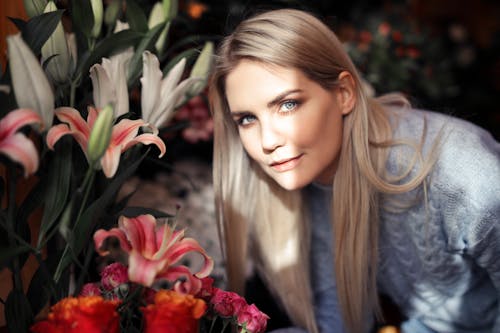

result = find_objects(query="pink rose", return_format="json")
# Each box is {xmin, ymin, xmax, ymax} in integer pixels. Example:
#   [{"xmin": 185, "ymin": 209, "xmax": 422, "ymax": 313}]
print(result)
[
  {"xmin": 237, "ymin": 304, "xmax": 269, "ymax": 333},
  {"xmin": 210, "ymin": 288, "xmax": 247, "ymax": 317},
  {"xmin": 196, "ymin": 277, "xmax": 215, "ymax": 301},
  {"xmin": 100, "ymin": 262, "xmax": 128, "ymax": 291},
  {"xmin": 80, "ymin": 283, "xmax": 101, "ymax": 296}
]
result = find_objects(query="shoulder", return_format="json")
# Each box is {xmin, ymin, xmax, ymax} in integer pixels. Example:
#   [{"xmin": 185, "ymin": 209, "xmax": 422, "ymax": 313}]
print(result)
[{"xmin": 387, "ymin": 108, "xmax": 500, "ymax": 245}]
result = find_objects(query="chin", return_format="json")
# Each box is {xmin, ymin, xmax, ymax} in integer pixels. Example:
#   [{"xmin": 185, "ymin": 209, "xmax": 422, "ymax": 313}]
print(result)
[{"xmin": 271, "ymin": 173, "xmax": 311, "ymax": 191}]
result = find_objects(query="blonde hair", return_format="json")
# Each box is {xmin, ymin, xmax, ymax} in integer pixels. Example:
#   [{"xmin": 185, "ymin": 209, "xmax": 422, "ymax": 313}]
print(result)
[{"xmin": 210, "ymin": 9, "xmax": 436, "ymax": 333}]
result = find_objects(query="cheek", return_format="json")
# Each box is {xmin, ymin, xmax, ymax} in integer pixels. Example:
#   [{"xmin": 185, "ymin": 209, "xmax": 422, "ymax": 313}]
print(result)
[{"xmin": 238, "ymin": 130, "xmax": 261, "ymax": 159}]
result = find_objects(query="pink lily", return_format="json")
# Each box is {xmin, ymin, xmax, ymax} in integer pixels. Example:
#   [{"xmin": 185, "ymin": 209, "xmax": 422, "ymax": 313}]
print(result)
[
  {"xmin": 0, "ymin": 108, "xmax": 42, "ymax": 176},
  {"xmin": 46, "ymin": 106, "xmax": 166, "ymax": 178},
  {"xmin": 93, "ymin": 214, "xmax": 214, "ymax": 294}
]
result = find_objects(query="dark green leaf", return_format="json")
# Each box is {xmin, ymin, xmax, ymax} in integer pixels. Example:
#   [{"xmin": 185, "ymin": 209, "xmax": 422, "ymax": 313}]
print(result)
[
  {"xmin": 39, "ymin": 143, "xmax": 73, "ymax": 243},
  {"xmin": 127, "ymin": 23, "xmax": 165, "ymax": 86},
  {"xmin": 7, "ymin": 17, "xmax": 27, "ymax": 31},
  {"xmin": 119, "ymin": 206, "xmax": 175, "ymax": 218},
  {"xmin": 0, "ymin": 245, "xmax": 31, "ymax": 270},
  {"xmin": 70, "ymin": 0, "xmax": 94, "ymax": 38},
  {"xmin": 17, "ymin": 10, "xmax": 64, "ymax": 55},
  {"xmin": 76, "ymin": 29, "xmax": 143, "ymax": 80},
  {"xmin": 125, "ymin": 0, "xmax": 148, "ymax": 33},
  {"xmin": 27, "ymin": 256, "xmax": 58, "ymax": 316},
  {"xmin": 5, "ymin": 290, "xmax": 34, "ymax": 333}
]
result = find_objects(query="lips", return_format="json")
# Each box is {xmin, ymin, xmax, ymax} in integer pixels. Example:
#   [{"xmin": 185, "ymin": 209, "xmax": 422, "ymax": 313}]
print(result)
[{"xmin": 270, "ymin": 154, "xmax": 303, "ymax": 172}]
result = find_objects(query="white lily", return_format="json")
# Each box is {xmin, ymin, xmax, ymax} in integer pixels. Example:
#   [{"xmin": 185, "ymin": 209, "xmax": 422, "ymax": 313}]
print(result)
[
  {"xmin": 7, "ymin": 33, "xmax": 54, "ymax": 129},
  {"xmin": 41, "ymin": 1, "xmax": 71, "ymax": 85},
  {"xmin": 89, "ymin": 50, "xmax": 133, "ymax": 119},
  {"xmin": 140, "ymin": 51, "xmax": 200, "ymax": 128}
]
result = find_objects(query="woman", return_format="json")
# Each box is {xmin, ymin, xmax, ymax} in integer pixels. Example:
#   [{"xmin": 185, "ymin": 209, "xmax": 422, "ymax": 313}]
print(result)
[{"xmin": 209, "ymin": 8, "xmax": 500, "ymax": 333}]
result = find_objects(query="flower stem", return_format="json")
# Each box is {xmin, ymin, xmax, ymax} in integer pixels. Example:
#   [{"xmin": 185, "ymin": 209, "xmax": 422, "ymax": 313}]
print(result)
[{"xmin": 6, "ymin": 162, "xmax": 23, "ymax": 292}]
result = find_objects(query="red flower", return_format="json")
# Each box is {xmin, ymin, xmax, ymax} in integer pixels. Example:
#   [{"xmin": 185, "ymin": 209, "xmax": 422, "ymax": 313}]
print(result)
[
  {"xmin": 378, "ymin": 22, "xmax": 391, "ymax": 36},
  {"xmin": 100, "ymin": 262, "xmax": 129, "ymax": 291},
  {"xmin": 30, "ymin": 296, "xmax": 120, "ymax": 333},
  {"xmin": 141, "ymin": 289, "xmax": 206, "ymax": 333},
  {"xmin": 196, "ymin": 276, "xmax": 215, "ymax": 301},
  {"xmin": 80, "ymin": 283, "xmax": 101, "ymax": 296},
  {"xmin": 210, "ymin": 288, "xmax": 247, "ymax": 317},
  {"xmin": 237, "ymin": 304, "xmax": 269, "ymax": 333}
]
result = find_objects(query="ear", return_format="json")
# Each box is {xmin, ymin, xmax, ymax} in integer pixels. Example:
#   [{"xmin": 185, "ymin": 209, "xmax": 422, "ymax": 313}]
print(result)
[{"xmin": 335, "ymin": 71, "xmax": 356, "ymax": 115}]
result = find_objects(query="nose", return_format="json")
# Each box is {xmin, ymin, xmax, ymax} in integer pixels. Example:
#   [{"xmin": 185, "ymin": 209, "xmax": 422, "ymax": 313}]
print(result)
[{"xmin": 260, "ymin": 120, "xmax": 283, "ymax": 153}]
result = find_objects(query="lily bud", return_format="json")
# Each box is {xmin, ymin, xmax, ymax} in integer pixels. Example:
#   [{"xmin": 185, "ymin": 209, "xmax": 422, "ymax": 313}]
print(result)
[
  {"xmin": 7, "ymin": 33, "xmax": 54, "ymax": 129},
  {"xmin": 23, "ymin": 0, "xmax": 47, "ymax": 18},
  {"xmin": 148, "ymin": 2, "xmax": 169, "ymax": 54},
  {"xmin": 87, "ymin": 105, "xmax": 114, "ymax": 165},
  {"xmin": 66, "ymin": 33, "xmax": 78, "ymax": 76},
  {"xmin": 90, "ymin": 0, "xmax": 104, "ymax": 38},
  {"xmin": 162, "ymin": 0, "xmax": 178, "ymax": 22},
  {"xmin": 41, "ymin": 1, "xmax": 71, "ymax": 84},
  {"xmin": 188, "ymin": 41, "xmax": 214, "ymax": 96},
  {"xmin": 104, "ymin": 0, "xmax": 121, "ymax": 30}
]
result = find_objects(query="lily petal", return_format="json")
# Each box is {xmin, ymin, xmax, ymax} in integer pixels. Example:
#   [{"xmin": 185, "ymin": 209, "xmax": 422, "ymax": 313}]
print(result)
[
  {"xmin": 101, "ymin": 145, "xmax": 122, "ymax": 178},
  {"xmin": 151, "ymin": 76, "xmax": 200, "ymax": 127},
  {"xmin": 159, "ymin": 265, "xmax": 202, "ymax": 295},
  {"xmin": 140, "ymin": 51, "xmax": 163, "ymax": 124},
  {"xmin": 122, "ymin": 133, "xmax": 166, "ymax": 157},
  {"xmin": 0, "ymin": 108, "xmax": 42, "ymax": 137},
  {"xmin": 0, "ymin": 133, "xmax": 39, "ymax": 176},
  {"xmin": 90, "ymin": 63, "xmax": 115, "ymax": 110},
  {"xmin": 7, "ymin": 33, "xmax": 54, "ymax": 129},
  {"xmin": 94, "ymin": 227, "xmax": 132, "ymax": 255},
  {"xmin": 128, "ymin": 250, "xmax": 164, "ymax": 287}
]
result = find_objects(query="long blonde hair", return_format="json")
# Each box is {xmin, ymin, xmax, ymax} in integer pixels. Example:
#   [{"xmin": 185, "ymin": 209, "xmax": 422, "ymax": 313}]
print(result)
[{"xmin": 209, "ymin": 9, "xmax": 435, "ymax": 333}]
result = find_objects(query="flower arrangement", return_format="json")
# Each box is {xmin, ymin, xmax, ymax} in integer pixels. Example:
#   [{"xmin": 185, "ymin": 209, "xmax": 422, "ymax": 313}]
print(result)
[
  {"xmin": 0, "ymin": 0, "xmax": 223, "ymax": 332},
  {"xmin": 30, "ymin": 214, "xmax": 269, "ymax": 333}
]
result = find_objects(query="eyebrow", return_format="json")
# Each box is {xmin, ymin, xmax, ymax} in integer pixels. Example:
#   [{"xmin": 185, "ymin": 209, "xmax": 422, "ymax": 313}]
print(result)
[
  {"xmin": 230, "ymin": 89, "xmax": 303, "ymax": 115},
  {"xmin": 267, "ymin": 89, "xmax": 302, "ymax": 108}
]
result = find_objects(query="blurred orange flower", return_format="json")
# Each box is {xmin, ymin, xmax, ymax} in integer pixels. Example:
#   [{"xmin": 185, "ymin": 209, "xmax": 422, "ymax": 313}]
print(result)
[
  {"xmin": 30, "ymin": 296, "xmax": 120, "ymax": 333},
  {"xmin": 141, "ymin": 289, "xmax": 207, "ymax": 333}
]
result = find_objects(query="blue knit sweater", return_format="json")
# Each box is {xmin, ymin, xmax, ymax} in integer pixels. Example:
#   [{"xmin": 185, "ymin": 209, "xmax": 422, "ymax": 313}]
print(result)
[{"xmin": 272, "ymin": 109, "xmax": 500, "ymax": 333}]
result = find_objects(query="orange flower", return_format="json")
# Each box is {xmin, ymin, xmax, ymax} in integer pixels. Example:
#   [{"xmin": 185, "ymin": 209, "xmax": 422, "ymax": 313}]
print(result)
[
  {"xmin": 187, "ymin": 1, "xmax": 208, "ymax": 19},
  {"xmin": 30, "ymin": 296, "xmax": 120, "ymax": 333},
  {"xmin": 141, "ymin": 289, "xmax": 206, "ymax": 333}
]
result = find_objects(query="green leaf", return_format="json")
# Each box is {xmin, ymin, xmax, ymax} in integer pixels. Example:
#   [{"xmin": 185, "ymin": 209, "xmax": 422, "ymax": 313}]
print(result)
[
  {"xmin": 38, "ymin": 143, "xmax": 73, "ymax": 244},
  {"xmin": 70, "ymin": 0, "xmax": 94, "ymax": 38},
  {"xmin": 125, "ymin": 0, "xmax": 149, "ymax": 33},
  {"xmin": 53, "ymin": 150, "xmax": 149, "ymax": 282},
  {"xmin": 11, "ymin": 10, "xmax": 64, "ymax": 55},
  {"xmin": 5, "ymin": 290, "xmax": 34, "ymax": 333},
  {"xmin": 27, "ymin": 255, "xmax": 58, "ymax": 316},
  {"xmin": 76, "ymin": 29, "xmax": 143, "ymax": 80},
  {"xmin": 127, "ymin": 23, "xmax": 165, "ymax": 86}
]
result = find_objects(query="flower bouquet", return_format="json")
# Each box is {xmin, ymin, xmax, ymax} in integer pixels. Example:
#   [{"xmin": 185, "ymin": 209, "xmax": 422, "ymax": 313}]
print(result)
[
  {"xmin": 0, "ymin": 0, "xmax": 220, "ymax": 332},
  {"xmin": 30, "ymin": 214, "xmax": 269, "ymax": 333}
]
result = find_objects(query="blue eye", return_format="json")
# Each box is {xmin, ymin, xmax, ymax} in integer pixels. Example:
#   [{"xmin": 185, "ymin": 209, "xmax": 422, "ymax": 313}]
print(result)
[
  {"xmin": 280, "ymin": 100, "xmax": 298, "ymax": 112},
  {"xmin": 237, "ymin": 114, "xmax": 256, "ymax": 126}
]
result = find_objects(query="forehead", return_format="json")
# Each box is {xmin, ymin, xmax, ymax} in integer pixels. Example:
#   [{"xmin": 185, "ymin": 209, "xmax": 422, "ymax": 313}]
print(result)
[{"xmin": 225, "ymin": 60, "xmax": 311, "ymax": 111}]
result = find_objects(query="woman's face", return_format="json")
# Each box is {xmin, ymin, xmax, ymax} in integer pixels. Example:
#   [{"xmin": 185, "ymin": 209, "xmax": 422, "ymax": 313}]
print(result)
[{"xmin": 225, "ymin": 60, "xmax": 355, "ymax": 190}]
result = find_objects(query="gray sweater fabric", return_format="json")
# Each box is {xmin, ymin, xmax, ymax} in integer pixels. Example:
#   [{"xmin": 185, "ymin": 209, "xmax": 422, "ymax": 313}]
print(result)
[{"xmin": 295, "ymin": 109, "xmax": 500, "ymax": 333}]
